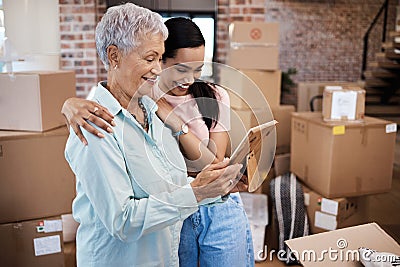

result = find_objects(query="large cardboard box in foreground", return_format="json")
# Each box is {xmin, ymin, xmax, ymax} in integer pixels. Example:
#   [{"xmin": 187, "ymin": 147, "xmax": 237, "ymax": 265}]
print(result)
[
  {"xmin": 291, "ymin": 112, "xmax": 396, "ymax": 198},
  {"xmin": 227, "ymin": 22, "xmax": 279, "ymax": 70},
  {"xmin": 286, "ymin": 223, "xmax": 400, "ymax": 267},
  {"xmin": 0, "ymin": 71, "xmax": 76, "ymax": 131},
  {"xmin": 0, "ymin": 126, "xmax": 75, "ymax": 223},
  {"xmin": 0, "ymin": 216, "xmax": 65, "ymax": 267}
]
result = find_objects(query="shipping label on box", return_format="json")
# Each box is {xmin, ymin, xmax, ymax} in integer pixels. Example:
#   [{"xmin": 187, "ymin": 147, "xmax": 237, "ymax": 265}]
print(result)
[
  {"xmin": 290, "ymin": 112, "xmax": 396, "ymax": 198},
  {"xmin": 0, "ymin": 216, "xmax": 65, "ymax": 267},
  {"xmin": 303, "ymin": 185, "xmax": 361, "ymax": 234},
  {"xmin": 322, "ymin": 86, "xmax": 365, "ymax": 122},
  {"xmin": 296, "ymin": 81, "xmax": 364, "ymax": 112}
]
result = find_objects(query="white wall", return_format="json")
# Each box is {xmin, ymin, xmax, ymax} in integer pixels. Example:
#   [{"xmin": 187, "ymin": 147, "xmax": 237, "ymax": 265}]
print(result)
[{"xmin": 3, "ymin": 0, "xmax": 60, "ymax": 71}]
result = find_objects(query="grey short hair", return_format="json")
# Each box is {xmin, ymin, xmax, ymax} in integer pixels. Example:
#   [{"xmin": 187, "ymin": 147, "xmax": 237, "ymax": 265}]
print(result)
[{"xmin": 96, "ymin": 3, "xmax": 168, "ymax": 70}]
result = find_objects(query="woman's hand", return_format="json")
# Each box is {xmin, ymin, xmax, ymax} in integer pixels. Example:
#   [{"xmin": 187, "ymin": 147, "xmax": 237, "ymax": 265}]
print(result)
[
  {"xmin": 229, "ymin": 174, "xmax": 249, "ymax": 193},
  {"xmin": 156, "ymin": 97, "xmax": 184, "ymax": 132},
  {"xmin": 61, "ymin": 97, "xmax": 115, "ymax": 145},
  {"xmin": 190, "ymin": 159, "xmax": 243, "ymax": 202}
]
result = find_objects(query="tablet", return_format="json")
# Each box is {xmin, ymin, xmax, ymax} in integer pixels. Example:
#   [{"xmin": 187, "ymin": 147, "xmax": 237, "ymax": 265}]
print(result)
[{"xmin": 230, "ymin": 119, "xmax": 278, "ymax": 191}]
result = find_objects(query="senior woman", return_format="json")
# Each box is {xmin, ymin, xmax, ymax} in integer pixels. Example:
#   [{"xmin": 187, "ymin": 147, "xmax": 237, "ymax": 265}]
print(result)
[{"xmin": 64, "ymin": 3, "xmax": 242, "ymax": 267}]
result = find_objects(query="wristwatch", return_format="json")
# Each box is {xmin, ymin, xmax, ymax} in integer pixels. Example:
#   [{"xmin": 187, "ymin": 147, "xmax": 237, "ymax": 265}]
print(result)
[{"xmin": 173, "ymin": 123, "xmax": 189, "ymax": 137}]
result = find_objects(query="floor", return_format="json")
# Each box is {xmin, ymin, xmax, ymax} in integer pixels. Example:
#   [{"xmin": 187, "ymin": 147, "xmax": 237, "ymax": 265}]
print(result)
[{"xmin": 256, "ymin": 120, "xmax": 400, "ymax": 266}]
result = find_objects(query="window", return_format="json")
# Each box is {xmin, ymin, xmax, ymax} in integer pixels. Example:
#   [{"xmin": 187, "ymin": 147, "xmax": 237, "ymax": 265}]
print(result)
[
  {"xmin": 0, "ymin": 0, "xmax": 4, "ymax": 43},
  {"xmin": 161, "ymin": 13, "xmax": 215, "ymax": 77},
  {"xmin": 0, "ymin": 0, "xmax": 4, "ymax": 71}
]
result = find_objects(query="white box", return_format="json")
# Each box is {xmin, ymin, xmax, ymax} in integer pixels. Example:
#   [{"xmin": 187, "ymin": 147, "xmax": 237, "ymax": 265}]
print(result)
[{"xmin": 240, "ymin": 192, "xmax": 268, "ymax": 262}]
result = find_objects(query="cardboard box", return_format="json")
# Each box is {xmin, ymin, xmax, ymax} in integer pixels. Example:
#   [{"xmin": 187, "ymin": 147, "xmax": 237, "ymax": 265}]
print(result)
[
  {"xmin": 303, "ymin": 185, "xmax": 369, "ymax": 234},
  {"xmin": 322, "ymin": 86, "xmax": 366, "ymax": 122},
  {"xmin": 274, "ymin": 153, "xmax": 290, "ymax": 177},
  {"xmin": 64, "ymin": 241, "xmax": 76, "ymax": 267},
  {"xmin": 227, "ymin": 22, "xmax": 279, "ymax": 70},
  {"xmin": 0, "ymin": 216, "xmax": 65, "ymax": 267},
  {"xmin": 272, "ymin": 105, "xmax": 295, "ymax": 154},
  {"xmin": 286, "ymin": 223, "xmax": 400, "ymax": 267},
  {"xmin": 291, "ymin": 112, "xmax": 397, "ymax": 198},
  {"xmin": 222, "ymin": 68, "xmax": 281, "ymax": 108},
  {"xmin": 297, "ymin": 81, "xmax": 364, "ymax": 112},
  {"xmin": 0, "ymin": 126, "xmax": 76, "ymax": 223},
  {"xmin": 0, "ymin": 71, "xmax": 76, "ymax": 131},
  {"xmin": 240, "ymin": 192, "xmax": 269, "ymax": 262},
  {"xmin": 227, "ymin": 48, "xmax": 279, "ymax": 70}
]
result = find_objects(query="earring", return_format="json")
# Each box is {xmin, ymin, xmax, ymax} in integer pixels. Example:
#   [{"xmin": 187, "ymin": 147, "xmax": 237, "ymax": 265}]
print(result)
[{"xmin": 114, "ymin": 64, "xmax": 118, "ymax": 70}]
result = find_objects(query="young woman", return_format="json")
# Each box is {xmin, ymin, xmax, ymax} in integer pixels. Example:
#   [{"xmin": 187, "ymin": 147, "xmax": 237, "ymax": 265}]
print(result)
[{"xmin": 62, "ymin": 17, "xmax": 254, "ymax": 267}]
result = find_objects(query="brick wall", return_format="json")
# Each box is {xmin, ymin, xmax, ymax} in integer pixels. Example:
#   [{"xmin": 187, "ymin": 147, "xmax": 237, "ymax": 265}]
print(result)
[
  {"xmin": 218, "ymin": 0, "xmax": 397, "ymax": 83},
  {"xmin": 59, "ymin": 0, "xmax": 105, "ymax": 97},
  {"xmin": 59, "ymin": 0, "xmax": 398, "ymax": 97}
]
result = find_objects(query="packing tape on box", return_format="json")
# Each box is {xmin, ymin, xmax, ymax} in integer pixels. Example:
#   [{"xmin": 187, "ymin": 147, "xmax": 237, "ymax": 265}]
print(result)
[{"xmin": 230, "ymin": 42, "xmax": 278, "ymax": 49}]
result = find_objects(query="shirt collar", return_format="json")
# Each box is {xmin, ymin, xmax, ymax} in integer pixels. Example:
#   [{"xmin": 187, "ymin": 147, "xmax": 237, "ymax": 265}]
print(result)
[{"xmin": 92, "ymin": 82, "xmax": 158, "ymax": 120}]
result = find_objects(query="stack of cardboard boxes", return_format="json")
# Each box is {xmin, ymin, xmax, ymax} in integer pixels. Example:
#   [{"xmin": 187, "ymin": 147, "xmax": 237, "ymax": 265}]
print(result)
[
  {"xmin": 296, "ymin": 81, "xmax": 365, "ymax": 113},
  {"xmin": 291, "ymin": 86, "xmax": 397, "ymax": 234},
  {"xmin": 219, "ymin": 21, "xmax": 297, "ymax": 259},
  {"xmin": 285, "ymin": 91, "xmax": 400, "ymax": 265},
  {"xmin": 0, "ymin": 71, "xmax": 77, "ymax": 267},
  {"xmin": 220, "ymin": 21, "xmax": 295, "ymax": 164},
  {"xmin": 254, "ymin": 85, "xmax": 399, "ymax": 266}
]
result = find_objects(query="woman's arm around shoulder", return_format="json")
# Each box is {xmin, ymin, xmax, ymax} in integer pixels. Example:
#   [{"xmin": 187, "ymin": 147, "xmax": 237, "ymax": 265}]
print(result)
[{"xmin": 62, "ymin": 97, "xmax": 115, "ymax": 145}]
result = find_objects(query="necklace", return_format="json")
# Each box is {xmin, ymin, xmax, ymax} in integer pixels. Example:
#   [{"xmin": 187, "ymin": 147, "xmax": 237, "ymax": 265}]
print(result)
[{"xmin": 131, "ymin": 97, "xmax": 149, "ymax": 130}]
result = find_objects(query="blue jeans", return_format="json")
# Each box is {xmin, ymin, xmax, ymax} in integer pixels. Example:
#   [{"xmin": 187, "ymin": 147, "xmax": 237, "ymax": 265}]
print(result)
[{"xmin": 179, "ymin": 193, "xmax": 255, "ymax": 267}]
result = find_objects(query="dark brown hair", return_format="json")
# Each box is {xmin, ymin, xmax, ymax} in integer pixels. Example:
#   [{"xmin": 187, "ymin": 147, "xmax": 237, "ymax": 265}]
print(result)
[{"xmin": 163, "ymin": 17, "xmax": 219, "ymax": 130}]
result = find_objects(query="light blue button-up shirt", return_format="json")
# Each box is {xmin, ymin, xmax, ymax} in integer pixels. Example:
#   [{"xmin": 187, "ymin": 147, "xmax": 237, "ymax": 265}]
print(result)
[{"xmin": 65, "ymin": 82, "xmax": 200, "ymax": 267}]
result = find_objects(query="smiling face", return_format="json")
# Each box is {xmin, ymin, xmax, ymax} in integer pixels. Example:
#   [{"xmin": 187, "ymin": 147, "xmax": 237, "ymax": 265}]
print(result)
[
  {"xmin": 108, "ymin": 33, "xmax": 165, "ymax": 106},
  {"xmin": 159, "ymin": 46, "xmax": 205, "ymax": 97}
]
